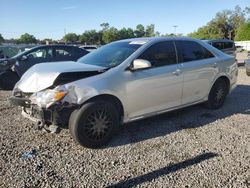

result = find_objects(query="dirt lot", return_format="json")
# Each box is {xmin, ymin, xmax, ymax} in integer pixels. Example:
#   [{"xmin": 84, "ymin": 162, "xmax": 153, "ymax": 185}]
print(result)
[{"xmin": 0, "ymin": 68, "xmax": 250, "ymax": 188}]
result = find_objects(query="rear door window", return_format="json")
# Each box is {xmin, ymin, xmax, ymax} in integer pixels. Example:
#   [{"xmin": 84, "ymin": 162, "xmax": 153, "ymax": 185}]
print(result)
[
  {"xmin": 212, "ymin": 42, "xmax": 224, "ymax": 50},
  {"xmin": 175, "ymin": 41, "xmax": 207, "ymax": 63},
  {"xmin": 55, "ymin": 47, "xmax": 72, "ymax": 58},
  {"xmin": 224, "ymin": 42, "xmax": 233, "ymax": 49},
  {"xmin": 54, "ymin": 47, "xmax": 73, "ymax": 61},
  {"xmin": 202, "ymin": 47, "xmax": 214, "ymax": 59},
  {"xmin": 138, "ymin": 41, "xmax": 177, "ymax": 67}
]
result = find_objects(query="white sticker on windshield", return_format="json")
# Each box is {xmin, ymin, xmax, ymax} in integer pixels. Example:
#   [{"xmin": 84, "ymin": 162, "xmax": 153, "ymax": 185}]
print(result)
[{"xmin": 129, "ymin": 41, "xmax": 147, "ymax": 45}]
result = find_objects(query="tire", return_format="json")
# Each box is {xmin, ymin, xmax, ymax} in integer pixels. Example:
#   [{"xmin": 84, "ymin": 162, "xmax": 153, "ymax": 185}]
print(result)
[
  {"xmin": 0, "ymin": 71, "xmax": 19, "ymax": 90},
  {"xmin": 205, "ymin": 79, "xmax": 228, "ymax": 109},
  {"xmin": 69, "ymin": 100, "xmax": 120, "ymax": 148},
  {"xmin": 247, "ymin": 72, "xmax": 250, "ymax": 76}
]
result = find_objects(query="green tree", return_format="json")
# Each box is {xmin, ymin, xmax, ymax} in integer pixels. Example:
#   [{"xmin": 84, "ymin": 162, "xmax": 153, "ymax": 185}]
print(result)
[
  {"xmin": 188, "ymin": 24, "xmax": 221, "ymax": 39},
  {"xmin": 145, "ymin": 24, "xmax": 155, "ymax": 37},
  {"xmin": 118, "ymin": 27, "xmax": 135, "ymax": 40},
  {"xmin": 188, "ymin": 6, "xmax": 246, "ymax": 40},
  {"xmin": 0, "ymin": 34, "xmax": 4, "ymax": 44},
  {"xmin": 79, "ymin": 30, "xmax": 102, "ymax": 44},
  {"xmin": 63, "ymin": 33, "xmax": 79, "ymax": 43},
  {"xmin": 18, "ymin": 33, "xmax": 37, "ymax": 44},
  {"xmin": 102, "ymin": 27, "xmax": 119, "ymax": 44},
  {"xmin": 100, "ymin": 23, "xmax": 110, "ymax": 31},
  {"xmin": 126, "ymin": 28, "xmax": 135, "ymax": 38},
  {"xmin": 134, "ymin": 24, "xmax": 145, "ymax": 37},
  {"xmin": 235, "ymin": 21, "xmax": 250, "ymax": 41}
]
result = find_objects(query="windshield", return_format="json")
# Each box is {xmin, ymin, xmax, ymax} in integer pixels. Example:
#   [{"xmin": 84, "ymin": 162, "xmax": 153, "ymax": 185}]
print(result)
[
  {"xmin": 78, "ymin": 41, "xmax": 142, "ymax": 68},
  {"xmin": 12, "ymin": 46, "xmax": 39, "ymax": 59}
]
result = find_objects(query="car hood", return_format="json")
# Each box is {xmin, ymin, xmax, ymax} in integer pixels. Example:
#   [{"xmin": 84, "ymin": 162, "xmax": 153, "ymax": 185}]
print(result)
[{"xmin": 16, "ymin": 61, "xmax": 106, "ymax": 93}]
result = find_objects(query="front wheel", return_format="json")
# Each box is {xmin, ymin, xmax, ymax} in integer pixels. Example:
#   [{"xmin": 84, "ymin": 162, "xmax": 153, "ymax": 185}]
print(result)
[
  {"xmin": 69, "ymin": 100, "xmax": 120, "ymax": 148},
  {"xmin": 205, "ymin": 79, "xmax": 228, "ymax": 109}
]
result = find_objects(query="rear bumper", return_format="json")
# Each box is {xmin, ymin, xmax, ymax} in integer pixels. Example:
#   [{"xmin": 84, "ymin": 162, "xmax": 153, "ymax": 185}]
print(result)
[{"xmin": 10, "ymin": 96, "xmax": 77, "ymax": 127}]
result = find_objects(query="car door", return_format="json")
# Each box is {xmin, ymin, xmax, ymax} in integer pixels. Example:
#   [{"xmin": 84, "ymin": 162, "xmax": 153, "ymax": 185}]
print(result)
[
  {"xmin": 125, "ymin": 41, "xmax": 183, "ymax": 119},
  {"xmin": 175, "ymin": 40, "xmax": 217, "ymax": 105},
  {"xmin": 52, "ymin": 46, "xmax": 74, "ymax": 62},
  {"xmin": 16, "ymin": 47, "xmax": 53, "ymax": 76}
]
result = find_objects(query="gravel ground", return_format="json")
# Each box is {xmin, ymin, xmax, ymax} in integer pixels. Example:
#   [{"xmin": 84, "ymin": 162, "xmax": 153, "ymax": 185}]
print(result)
[{"xmin": 0, "ymin": 68, "xmax": 250, "ymax": 188}]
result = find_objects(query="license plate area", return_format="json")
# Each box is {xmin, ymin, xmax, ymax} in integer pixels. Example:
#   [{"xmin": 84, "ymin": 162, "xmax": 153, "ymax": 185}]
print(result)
[{"xmin": 23, "ymin": 107, "xmax": 52, "ymax": 122}]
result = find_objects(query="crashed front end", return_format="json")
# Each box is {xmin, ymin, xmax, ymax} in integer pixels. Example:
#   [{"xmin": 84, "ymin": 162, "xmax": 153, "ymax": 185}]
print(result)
[
  {"xmin": 10, "ymin": 86, "xmax": 78, "ymax": 132},
  {"xmin": 9, "ymin": 62, "xmax": 105, "ymax": 132}
]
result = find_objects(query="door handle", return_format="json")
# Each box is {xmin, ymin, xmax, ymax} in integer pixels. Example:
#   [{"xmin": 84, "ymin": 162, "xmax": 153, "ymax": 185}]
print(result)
[{"xmin": 172, "ymin": 69, "xmax": 182, "ymax": 76}]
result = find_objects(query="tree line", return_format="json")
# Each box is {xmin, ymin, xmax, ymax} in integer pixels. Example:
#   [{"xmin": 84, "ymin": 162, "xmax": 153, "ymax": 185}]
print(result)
[
  {"xmin": 188, "ymin": 6, "xmax": 250, "ymax": 40},
  {"xmin": 0, "ymin": 5, "xmax": 249, "ymax": 45}
]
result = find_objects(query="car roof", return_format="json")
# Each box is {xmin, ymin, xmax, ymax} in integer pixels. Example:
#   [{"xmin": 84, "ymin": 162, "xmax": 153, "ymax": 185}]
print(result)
[
  {"xmin": 26, "ymin": 45, "xmax": 87, "ymax": 52},
  {"xmin": 115, "ymin": 37, "xmax": 202, "ymax": 44},
  {"xmin": 35, "ymin": 44, "xmax": 81, "ymax": 48},
  {"xmin": 14, "ymin": 44, "xmax": 86, "ymax": 58},
  {"xmin": 203, "ymin": 39, "xmax": 234, "ymax": 43}
]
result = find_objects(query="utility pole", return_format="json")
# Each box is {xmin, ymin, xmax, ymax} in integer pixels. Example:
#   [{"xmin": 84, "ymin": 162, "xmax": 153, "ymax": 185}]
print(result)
[{"xmin": 173, "ymin": 25, "xmax": 178, "ymax": 36}]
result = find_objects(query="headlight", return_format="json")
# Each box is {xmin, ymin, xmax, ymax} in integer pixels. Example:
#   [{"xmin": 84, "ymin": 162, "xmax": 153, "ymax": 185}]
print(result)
[{"xmin": 30, "ymin": 88, "xmax": 67, "ymax": 108}]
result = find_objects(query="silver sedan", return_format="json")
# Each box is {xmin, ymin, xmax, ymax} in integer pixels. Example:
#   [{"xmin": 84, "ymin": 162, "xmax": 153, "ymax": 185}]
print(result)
[{"xmin": 10, "ymin": 37, "xmax": 238, "ymax": 148}]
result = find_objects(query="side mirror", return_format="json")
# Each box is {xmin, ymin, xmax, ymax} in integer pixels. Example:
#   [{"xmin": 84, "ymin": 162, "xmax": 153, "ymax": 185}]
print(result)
[
  {"xmin": 130, "ymin": 59, "xmax": 152, "ymax": 71},
  {"xmin": 20, "ymin": 55, "xmax": 28, "ymax": 61}
]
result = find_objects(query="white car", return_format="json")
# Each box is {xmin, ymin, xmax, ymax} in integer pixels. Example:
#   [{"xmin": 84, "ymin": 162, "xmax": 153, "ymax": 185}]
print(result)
[{"xmin": 10, "ymin": 37, "xmax": 238, "ymax": 148}]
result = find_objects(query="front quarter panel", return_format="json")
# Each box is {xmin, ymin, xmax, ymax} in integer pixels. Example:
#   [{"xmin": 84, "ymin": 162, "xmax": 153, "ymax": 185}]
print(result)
[{"xmin": 62, "ymin": 68, "xmax": 126, "ymax": 108}]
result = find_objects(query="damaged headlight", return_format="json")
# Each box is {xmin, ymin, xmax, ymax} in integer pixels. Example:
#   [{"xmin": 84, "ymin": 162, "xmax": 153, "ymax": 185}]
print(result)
[{"xmin": 30, "ymin": 87, "xmax": 67, "ymax": 108}]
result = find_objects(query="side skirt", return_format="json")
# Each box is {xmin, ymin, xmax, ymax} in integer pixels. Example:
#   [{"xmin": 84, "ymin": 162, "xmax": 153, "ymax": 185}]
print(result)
[{"xmin": 124, "ymin": 98, "xmax": 207, "ymax": 123}]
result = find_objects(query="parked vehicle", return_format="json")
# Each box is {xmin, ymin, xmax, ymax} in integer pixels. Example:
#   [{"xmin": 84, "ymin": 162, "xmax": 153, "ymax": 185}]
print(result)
[
  {"xmin": 204, "ymin": 39, "xmax": 236, "ymax": 57},
  {"xmin": 80, "ymin": 45, "xmax": 98, "ymax": 52},
  {"xmin": 10, "ymin": 37, "xmax": 238, "ymax": 148},
  {"xmin": 0, "ymin": 45, "xmax": 88, "ymax": 89}
]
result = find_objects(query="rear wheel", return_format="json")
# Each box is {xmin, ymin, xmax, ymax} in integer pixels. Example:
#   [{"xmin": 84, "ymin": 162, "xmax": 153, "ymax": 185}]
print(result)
[
  {"xmin": 205, "ymin": 79, "xmax": 228, "ymax": 109},
  {"xmin": 0, "ymin": 71, "xmax": 19, "ymax": 90},
  {"xmin": 69, "ymin": 100, "xmax": 120, "ymax": 148}
]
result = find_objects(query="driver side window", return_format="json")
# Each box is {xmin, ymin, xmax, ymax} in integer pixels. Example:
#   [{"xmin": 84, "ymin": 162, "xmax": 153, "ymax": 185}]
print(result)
[
  {"xmin": 27, "ymin": 48, "xmax": 52, "ymax": 59},
  {"xmin": 138, "ymin": 41, "xmax": 177, "ymax": 67}
]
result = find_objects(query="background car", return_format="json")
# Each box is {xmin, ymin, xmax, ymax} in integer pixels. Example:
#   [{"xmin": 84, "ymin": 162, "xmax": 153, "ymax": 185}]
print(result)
[
  {"xmin": 79, "ymin": 45, "xmax": 98, "ymax": 52},
  {"xmin": 0, "ymin": 45, "xmax": 88, "ymax": 89},
  {"xmin": 203, "ymin": 39, "xmax": 236, "ymax": 57}
]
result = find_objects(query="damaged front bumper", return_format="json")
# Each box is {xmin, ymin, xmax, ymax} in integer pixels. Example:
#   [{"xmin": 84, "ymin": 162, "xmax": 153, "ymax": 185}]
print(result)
[{"xmin": 9, "ymin": 95, "xmax": 77, "ymax": 131}]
